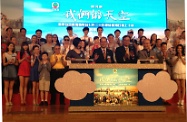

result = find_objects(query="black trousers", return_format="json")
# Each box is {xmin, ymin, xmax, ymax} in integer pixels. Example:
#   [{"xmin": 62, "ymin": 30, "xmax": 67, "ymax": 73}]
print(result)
[{"xmin": 50, "ymin": 68, "xmax": 67, "ymax": 105}]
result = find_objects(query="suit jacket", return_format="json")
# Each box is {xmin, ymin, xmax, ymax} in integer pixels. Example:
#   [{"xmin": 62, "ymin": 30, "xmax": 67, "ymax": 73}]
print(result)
[
  {"xmin": 115, "ymin": 46, "xmax": 137, "ymax": 63},
  {"xmin": 92, "ymin": 48, "xmax": 114, "ymax": 63},
  {"xmin": 138, "ymin": 49, "xmax": 157, "ymax": 59},
  {"xmin": 156, "ymin": 51, "xmax": 171, "ymax": 64}
]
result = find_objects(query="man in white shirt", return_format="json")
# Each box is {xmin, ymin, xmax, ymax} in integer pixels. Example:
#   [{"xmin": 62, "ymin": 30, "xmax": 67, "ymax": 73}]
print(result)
[
  {"xmin": 136, "ymin": 28, "xmax": 144, "ymax": 43},
  {"xmin": 66, "ymin": 26, "xmax": 77, "ymax": 41},
  {"xmin": 80, "ymin": 27, "xmax": 93, "ymax": 46},
  {"xmin": 114, "ymin": 29, "xmax": 121, "ymax": 46},
  {"xmin": 162, "ymin": 29, "xmax": 173, "ymax": 50},
  {"xmin": 97, "ymin": 26, "xmax": 104, "ymax": 40}
]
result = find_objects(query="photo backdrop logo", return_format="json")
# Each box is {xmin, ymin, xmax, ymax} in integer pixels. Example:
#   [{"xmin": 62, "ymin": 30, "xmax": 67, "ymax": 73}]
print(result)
[{"xmin": 52, "ymin": 2, "xmax": 59, "ymax": 11}]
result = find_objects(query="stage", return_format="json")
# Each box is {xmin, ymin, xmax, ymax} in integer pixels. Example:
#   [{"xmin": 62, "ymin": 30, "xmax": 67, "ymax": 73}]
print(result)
[
  {"xmin": 3, "ymin": 105, "xmax": 186, "ymax": 122},
  {"xmin": 2, "ymin": 63, "xmax": 186, "ymax": 122}
]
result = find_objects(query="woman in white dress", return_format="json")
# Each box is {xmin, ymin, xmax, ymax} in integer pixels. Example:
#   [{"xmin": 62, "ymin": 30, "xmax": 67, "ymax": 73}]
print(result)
[{"xmin": 172, "ymin": 44, "xmax": 186, "ymax": 106}]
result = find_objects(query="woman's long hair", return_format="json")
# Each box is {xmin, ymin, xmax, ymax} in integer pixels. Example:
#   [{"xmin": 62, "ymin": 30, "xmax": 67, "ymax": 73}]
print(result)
[
  {"xmin": 139, "ymin": 36, "xmax": 147, "ymax": 45},
  {"xmin": 20, "ymin": 42, "xmax": 30, "ymax": 59},
  {"xmin": 53, "ymin": 34, "xmax": 60, "ymax": 45},
  {"xmin": 81, "ymin": 40, "xmax": 88, "ymax": 51},
  {"xmin": 6, "ymin": 42, "xmax": 15, "ymax": 53},
  {"xmin": 175, "ymin": 44, "xmax": 185, "ymax": 56},
  {"xmin": 150, "ymin": 33, "xmax": 157, "ymax": 48}
]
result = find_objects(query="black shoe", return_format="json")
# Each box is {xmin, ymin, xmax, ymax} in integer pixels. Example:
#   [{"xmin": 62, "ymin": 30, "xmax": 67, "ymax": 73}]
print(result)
[
  {"xmin": 44, "ymin": 101, "xmax": 48, "ymax": 106},
  {"xmin": 39, "ymin": 101, "xmax": 44, "ymax": 106},
  {"xmin": 163, "ymin": 101, "xmax": 171, "ymax": 106}
]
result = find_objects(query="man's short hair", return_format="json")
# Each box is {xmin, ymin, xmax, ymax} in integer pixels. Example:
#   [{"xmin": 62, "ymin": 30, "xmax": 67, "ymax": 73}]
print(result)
[
  {"xmin": 161, "ymin": 42, "xmax": 167, "ymax": 47},
  {"xmin": 66, "ymin": 26, "xmax": 73, "ymax": 31},
  {"xmin": 35, "ymin": 29, "xmax": 42, "ymax": 33},
  {"xmin": 20, "ymin": 28, "xmax": 26, "ymax": 32},
  {"xmin": 122, "ymin": 35, "xmax": 131, "ymax": 40},
  {"xmin": 83, "ymin": 27, "xmax": 89, "ymax": 32},
  {"xmin": 164, "ymin": 28, "xmax": 170, "ymax": 32},
  {"xmin": 100, "ymin": 37, "xmax": 107, "ymax": 42},
  {"xmin": 114, "ymin": 29, "xmax": 121, "ymax": 34},
  {"xmin": 138, "ymin": 28, "xmax": 144, "ymax": 33},
  {"xmin": 107, "ymin": 34, "xmax": 114, "ymax": 38},
  {"xmin": 41, "ymin": 51, "xmax": 48, "ymax": 56},
  {"xmin": 93, "ymin": 36, "xmax": 99, "ymax": 40},
  {"xmin": 97, "ymin": 26, "xmax": 103, "ymax": 31},
  {"xmin": 156, "ymin": 39, "xmax": 162, "ymax": 43}
]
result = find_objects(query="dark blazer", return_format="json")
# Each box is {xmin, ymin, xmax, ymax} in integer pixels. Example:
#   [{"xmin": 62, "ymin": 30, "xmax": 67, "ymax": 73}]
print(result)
[
  {"xmin": 156, "ymin": 51, "xmax": 170, "ymax": 64},
  {"xmin": 115, "ymin": 46, "xmax": 137, "ymax": 63},
  {"xmin": 92, "ymin": 48, "xmax": 114, "ymax": 63},
  {"xmin": 138, "ymin": 49, "xmax": 157, "ymax": 59}
]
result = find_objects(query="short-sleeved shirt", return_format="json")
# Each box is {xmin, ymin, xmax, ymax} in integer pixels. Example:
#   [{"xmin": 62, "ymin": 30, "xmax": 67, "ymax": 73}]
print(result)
[
  {"xmin": 41, "ymin": 43, "xmax": 55, "ymax": 57},
  {"xmin": 66, "ymin": 50, "xmax": 85, "ymax": 63},
  {"xmin": 50, "ymin": 54, "xmax": 65, "ymax": 69}
]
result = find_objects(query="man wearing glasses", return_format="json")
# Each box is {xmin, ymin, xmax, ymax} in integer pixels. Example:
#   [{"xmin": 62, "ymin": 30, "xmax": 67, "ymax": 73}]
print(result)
[{"xmin": 60, "ymin": 35, "xmax": 74, "ymax": 55}]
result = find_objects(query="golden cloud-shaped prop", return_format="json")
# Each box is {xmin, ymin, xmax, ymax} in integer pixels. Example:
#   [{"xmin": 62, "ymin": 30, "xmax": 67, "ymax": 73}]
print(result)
[
  {"xmin": 137, "ymin": 71, "xmax": 177, "ymax": 102},
  {"xmin": 55, "ymin": 71, "xmax": 96, "ymax": 100}
]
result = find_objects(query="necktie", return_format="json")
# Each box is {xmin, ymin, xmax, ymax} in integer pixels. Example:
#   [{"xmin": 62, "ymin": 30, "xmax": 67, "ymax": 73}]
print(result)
[
  {"xmin": 103, "ymin": 49, "xmax": 106, "ymax": 59},
  {"xmin": 125, "ymin": 47, "xmax": 130, "ymax": 59},
  {"xmin": 125, "ymin": 47, "xmax": 129, "ymax": 55}
]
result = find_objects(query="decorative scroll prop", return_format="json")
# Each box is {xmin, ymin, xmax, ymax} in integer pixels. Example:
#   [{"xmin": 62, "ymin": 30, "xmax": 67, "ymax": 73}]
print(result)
[
  {"xmin": 137, "ymin": 71, "xmax": 177, "ymax": 102},
  {"xmin": 55, "ymin": 71, "xmax": 96, "ymax": 100}
]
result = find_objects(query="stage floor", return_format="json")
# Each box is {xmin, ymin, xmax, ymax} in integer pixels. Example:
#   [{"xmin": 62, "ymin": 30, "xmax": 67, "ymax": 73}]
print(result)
[{"xmin": 3, "ymin": 105, "xmax": 186, "ymax": 122}]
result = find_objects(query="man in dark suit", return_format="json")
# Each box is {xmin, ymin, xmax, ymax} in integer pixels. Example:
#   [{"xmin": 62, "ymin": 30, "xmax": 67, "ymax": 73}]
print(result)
[
  {"xmin": 157, "ymin": 42, "xmax": 169, "ymax": 63},
  {"xmin": 115, "ymin": 35, "xmax": 137, "ymax": 63},
  {"xmin": 138, "ymin": 39, "xmax": 157, "ymax": 62},
  {"xmin": 92, "ymin": 37, "xmax": 114, "ymax": 63}
]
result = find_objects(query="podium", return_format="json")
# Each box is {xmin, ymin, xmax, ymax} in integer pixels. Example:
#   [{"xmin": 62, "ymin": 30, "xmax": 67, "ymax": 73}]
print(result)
[{"xmin": 68, "ymin": 63, "xmax": 164, "ymax": 109}]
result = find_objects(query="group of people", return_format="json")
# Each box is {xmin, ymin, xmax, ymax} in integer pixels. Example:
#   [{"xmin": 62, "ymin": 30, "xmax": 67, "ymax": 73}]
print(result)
[{"xmin": 1, "ymin": 26, "xmax": 186, "ymax": 106}]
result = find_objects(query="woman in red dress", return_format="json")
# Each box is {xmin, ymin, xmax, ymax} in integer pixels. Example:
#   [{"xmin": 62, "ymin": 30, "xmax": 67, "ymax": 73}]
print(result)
[{"xmin": 17, "ymin": 42, "xmax": 31, "ymax": 105}]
